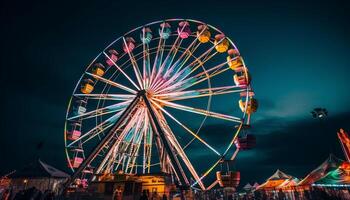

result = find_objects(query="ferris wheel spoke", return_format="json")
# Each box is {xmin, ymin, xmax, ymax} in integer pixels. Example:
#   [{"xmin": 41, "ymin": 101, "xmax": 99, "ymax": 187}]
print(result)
[
  {"xmin": 115, "ymin": 117, "xmax": 144, "ymax": 170},
  {"xmin": 192, "ymin": 56, "xmax": 239, "ymax": 79},
  {"xmin": 129, "ymin": 117, "xmax": 148, "ymax": 174},
  {"xmin": 142, "ymin": 31, "xmax": 147, "ymax": 84},
  {"xmin": 67, "ymin": 111, "xmax": 121, "ymax": 148},
  {"xmin": 122, "ymin": 37, "xmax": 144, "ymax": 90},
  {"xmin": 103, "ymin": 52, "xmax": 140, "ymax": 90},
  {"xmin": 175, "ymin": 36, "xmax": 227, "ymax": 81},
  {"xmin": 77, "ymin": 108, "xmax": 129, "ymax": 146},
  {"xmin": 96, "ymin": 106, "xmax": 145, "ymax": 173},
  {"xmin": 142, "ymin": 37, "xmax": 149, "ymax": 88},
  {"xmin": 153, "ymin": 98, "xmax": 242, "ymax": 123},
  {"xmin": 150, "ymin": 40, "xmax": 199, "ymax": 92},
  {"xmin": 106, "ymin": 143, "xmax": 125, "ymax": 173},
  {"xmin": 146, "ymin": 124, "xmax": 154, "ymax": 173},
  {"xmin": 162, "ymin": 26, "xmax": 208, "ymax": 81},
  {"xmin": 74, "ymin": 93, "xmax": 135, "ymax": 101},
  {"xmin": 192, "ymin": 125, "xmax": 243, "ymax": 188},
  {"xmin": 149, "ymin": 25, "xmax": 166, "ymax": 87},
  {"xmin": 154, "ymin": 41, "xmax": 195, "ymax": 87},
  {"xmin": 185, "ymin": 67, "xmax": 231, "ymax": 91},
  {"xmin": 95, "ymin": 137, "xmax": 123, "ymax": 174},
  {"xmin": 162, "ymin": 36, "xmax": 230, "ymax": 92},
  {"xmin": 146, "ymin": 46, "xmax": 152, "ymax": 87},
  {"xmin": 191, "ymin": 158, "xmax": 222, "ymax": 188},
  {"xmin": 125, "ymin": 109, "xmax": 145, "ymax": 172},
  {"xmin": 85, "ymin": 72, "xmax": 137, "ymax": 95},
  {"xmin": 168, "ymin": 62, "xmax": 231, "ymax": 94},
  {"xmin": 142, "ymin": 111, "xmax": 151, "ymax": 173},
  {"xmin": 151, "ymin": 99, "xmax": 221, "ymax": 157},
  {"xmin": 128, "ymin": 125, "xmax": 145, "ymax": 174},
  {"xmin": 114, "ymin": 148, "xmax": 127, "ymax": 172},
  {"xmin": 155, "ymin": 85, "xmax": 247, "ymax": 101},
  {"xmin": 154, "ymin": 111, "xmax": 206, "ymax": 190},
  {"xmin": 67, "ymin": 122, "xmax": 113, "ymax": 148},
  {"xmin": 154, "ymin": 45, "xmax": 222, "ymax": 94},
  {"xmin": 150, "ymin": 23, "xmax": 189, "ymax": 88},
  {"xmin": 169, "ymin": 43, "xmax": 200, "ymax": 78},
  {"xmin": 152, "ymin": 43, "xmax": 200, "ymax": 92},
  {"xmin": 150, "ymin": 39, "xmax": 183, "ymax": 89},
  {"xmin": 67, "ymin": 100, "xmax": 131, "ymax": 121},
  {"xmin": 145, "ymin": 45, "xmax": 151, "ymax": 78}
]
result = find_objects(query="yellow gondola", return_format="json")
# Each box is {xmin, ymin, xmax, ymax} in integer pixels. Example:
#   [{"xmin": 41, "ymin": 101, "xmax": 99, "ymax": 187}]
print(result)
[
  {"xmin": 227, "ymin": 48, "xmax": 242, "ymax": 70},
  {"xmin": 92, "ymin": 63, "xmax": 105, "ymax": 77},
  {"xmin": 214, "ymin": 34, "xmax": 229, "ymax": 53},
  {"xmin": 239, "ymin": 98, "xmax": 258, "ymax": 114},
  {"xmin": 227, "ymin": 56, "xmax": 243, "ymax": 70}
]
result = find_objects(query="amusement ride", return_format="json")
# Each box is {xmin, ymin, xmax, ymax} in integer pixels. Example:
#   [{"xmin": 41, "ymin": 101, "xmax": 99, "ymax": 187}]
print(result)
[{"xmin": 63, "ymin": 19, "xmax": 258, "ymax": 191}]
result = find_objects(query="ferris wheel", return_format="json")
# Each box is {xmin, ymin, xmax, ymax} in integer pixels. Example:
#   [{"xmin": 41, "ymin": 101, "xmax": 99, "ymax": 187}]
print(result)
[{"xmin": 64, "ymin": 19, "xmax": 258, "ymax": 190}]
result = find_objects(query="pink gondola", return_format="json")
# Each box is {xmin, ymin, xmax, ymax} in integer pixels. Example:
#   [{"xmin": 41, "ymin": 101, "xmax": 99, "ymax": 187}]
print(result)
[
  {"xmin": 240, "ymin": 91, "xmax": 255, "ymax": 97},
  {"xmin": 70, "ymin": 157, "xmax": 83, "ymax": 168},
  {"xmin": 233, "ymin": 72, "xmax": 251, "ymax": 87},
  {"xmin": 177, "ymin": 21, "xmax": 191, "ymax": 39},
  {"xmin": 67, "ymin": 130, "xmax": 81, "ymax": 141},
  {"xmin": 235, "ymin": 134, "xmax": 256, "ymax": 150},
  {"xmin": 106, "ymin": 49, "xmax": 119, "ymax": 67},
  {"xmin": 123, "ymin": 37, "xmax": 136, "ymax": 53}
]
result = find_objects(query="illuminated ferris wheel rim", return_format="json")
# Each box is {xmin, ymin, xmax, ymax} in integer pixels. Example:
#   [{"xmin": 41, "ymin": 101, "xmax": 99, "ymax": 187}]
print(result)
[{"xmin": 64, "ymin": 18, "xmax": 257, "ymax": 191}]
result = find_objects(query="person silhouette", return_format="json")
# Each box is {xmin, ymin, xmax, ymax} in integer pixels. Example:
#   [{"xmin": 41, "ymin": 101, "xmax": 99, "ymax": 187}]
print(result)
[{"xmin": 140, "ymin": 190, "xmax": 148, "ymax": 200}]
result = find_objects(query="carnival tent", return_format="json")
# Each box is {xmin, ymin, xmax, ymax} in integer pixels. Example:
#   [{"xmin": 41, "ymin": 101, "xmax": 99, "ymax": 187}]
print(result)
[
  {"xmin": 252, "ymin": 182, "xmax": 259, "ymax": 189},
  {"xmin": 257, "ymin": 169, "xmax": 293, "ymax": 190},
  {"xmin": 277, "ymin": 178, "xmax": 299, "ymax": 189},
  {"xmin": 313, "ymin": 163, "xmax": 350, "ymax": 187},
  {"xmin": 10, "ymin": 160, "xmax": 70, "ymax": 179},
  {"xmin": 9, "ymin": 159, "xmax": 70, "ymax": 195},
  {"xmin": 298, "ymin": 154, "xmax": 343, "ymax": 186},
  {"xmin": 243, "ymin": 183, "xmax": 252, "ymax": 191}
]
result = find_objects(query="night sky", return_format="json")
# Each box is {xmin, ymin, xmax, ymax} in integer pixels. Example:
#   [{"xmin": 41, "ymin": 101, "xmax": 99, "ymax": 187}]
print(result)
[{"xmin": 1, "ymin": 0, "xmax": 350, "ymax": 186}]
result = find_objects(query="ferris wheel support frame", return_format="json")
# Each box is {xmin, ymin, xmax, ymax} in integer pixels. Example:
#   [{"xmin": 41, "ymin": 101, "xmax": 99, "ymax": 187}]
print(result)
[
  {"xmin": 141, "ymin": 90, "xmax": 189, "ymax": 187},
  {"xmin": 64, "ymin": 95, "xmax": 141, "ymax": 189},
  {"xmin": 65, "ymin": 90, "xmax": 190, "ymax": 189}
]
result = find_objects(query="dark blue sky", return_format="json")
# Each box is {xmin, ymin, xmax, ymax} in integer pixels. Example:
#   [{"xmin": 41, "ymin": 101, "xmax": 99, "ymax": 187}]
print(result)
[{"xmin": 1, "ymin": 0, "xmax": 349, "ymax": 185}]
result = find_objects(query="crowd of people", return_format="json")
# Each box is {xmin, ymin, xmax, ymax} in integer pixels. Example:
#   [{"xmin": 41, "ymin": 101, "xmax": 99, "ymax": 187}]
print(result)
[
  {"xmin": 238, "ymin": 187, "xmax": 350, "ymax": 200},
  {"xmin": 138, "ymin": 190, "xmax": 168, "ymax": 200},
  {"xmin": 1, "ymin": 187, "xmax": 56, "ymax": 200}
]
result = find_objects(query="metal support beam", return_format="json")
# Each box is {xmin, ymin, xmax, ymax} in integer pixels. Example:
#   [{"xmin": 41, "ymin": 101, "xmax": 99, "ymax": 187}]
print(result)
[
  {"xmin": 64, "ymin": 94, "xmax": 141, "ymax": 189},
  {"xmin": 140, "ymin": 90, "xmax": 189, "ymax": 187}
]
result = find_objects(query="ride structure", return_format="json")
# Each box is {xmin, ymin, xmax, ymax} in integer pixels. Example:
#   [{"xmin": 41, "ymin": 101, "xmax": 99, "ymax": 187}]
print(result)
[
  {"xmin": 63, "ymin": 19, "xmax": 258, "ymax": 191},
  {"xmin": 338, "ymin": 129, "xmax": 350, "ymax": 162}
]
